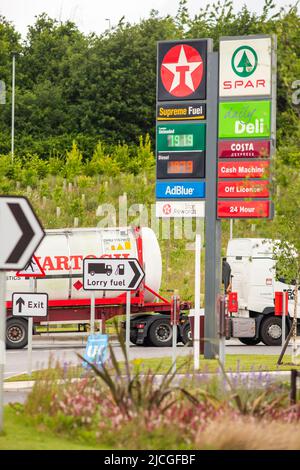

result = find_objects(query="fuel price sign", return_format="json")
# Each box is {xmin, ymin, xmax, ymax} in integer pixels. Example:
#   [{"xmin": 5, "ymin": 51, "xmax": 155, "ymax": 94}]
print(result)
[
  {"xmin": 157, "ymin": 123, "xmax": 206, "ymax": 152},
  {"xmin": 157, "ymin": 151, "xmax": 205, "ymax": 179}
]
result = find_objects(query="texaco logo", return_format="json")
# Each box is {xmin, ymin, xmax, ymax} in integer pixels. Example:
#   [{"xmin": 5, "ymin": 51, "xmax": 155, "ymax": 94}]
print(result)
[
  {"xmin": 231, "ymin": 45, "xmax": 258, "ymax": 78},
  {"xmin": 163, "ymin": 203, "xmax": 172, "ymax": 215},
  {"xmin": 161, "ymin": 44, "xmax": 204, "ymax": 97}
]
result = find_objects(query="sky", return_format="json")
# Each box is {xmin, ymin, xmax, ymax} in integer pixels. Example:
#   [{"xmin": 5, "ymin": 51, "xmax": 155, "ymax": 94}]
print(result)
[{"xmin": 0, "ymin": 0, "xmax": 295, "ymax": 37}]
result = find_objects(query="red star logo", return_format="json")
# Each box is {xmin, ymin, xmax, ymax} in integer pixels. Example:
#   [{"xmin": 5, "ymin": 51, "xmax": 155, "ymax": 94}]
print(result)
[
  {"xmin": 163, "ymin": 204, "xmax": 172, "ymax": 215},
  {"xmin": 161, "ymin": 44, "xmax": 204, "ymax": 97}
]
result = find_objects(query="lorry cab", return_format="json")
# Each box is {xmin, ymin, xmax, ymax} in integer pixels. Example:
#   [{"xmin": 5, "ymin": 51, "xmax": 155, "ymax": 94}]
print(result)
[{"xmin": 226, "ymin": 238, "xmax": 300, "ymax": 346}]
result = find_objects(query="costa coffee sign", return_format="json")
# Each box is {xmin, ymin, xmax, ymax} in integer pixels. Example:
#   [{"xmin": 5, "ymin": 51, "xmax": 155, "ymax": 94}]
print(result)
[
  {"xmin": 217, "ymin": 200, "xmax": 270, "ymax": 218},
  {"xmin": 218, "ymin": 160, "xmax": 270, "ymax": 178},
  {"xmin": 218, "ymin": 140, "xmax": 270, "ymax": 158}
]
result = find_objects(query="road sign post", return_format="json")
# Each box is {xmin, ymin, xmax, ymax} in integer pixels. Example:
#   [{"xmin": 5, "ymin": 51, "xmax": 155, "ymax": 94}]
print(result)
[
  {"xmin": 170, "ymin": 294, "xmax": 180, "ymax": 373},
  {"xmin": 194, "ymin": 231, "xmax": 201, "ymax": 370},
  {"xmin": 126, "ymin": 291, "xmax": 131, "ymax": 356},
  {"xmin": 0, "ymin": 196, "xmax": 45, "ymax": 432},
  {"xmin": 90, "ymin": 291, "xmax": 95, "ymax": 334},
  {"xmin": 204, "ymin": 51, "xmax": 221, "ymax": 359},
  {"xmin": 83, "ymin": 258, "xmax": 144, "ymax": 359},
  {"xmin": 0, "ymin": 272, "xmax": 6, "ymax": 433}
]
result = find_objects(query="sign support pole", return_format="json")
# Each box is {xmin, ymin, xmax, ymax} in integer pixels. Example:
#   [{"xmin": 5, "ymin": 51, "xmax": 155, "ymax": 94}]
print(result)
[
  {"xmin": 172, "ymin": 323, "xmax": 177, "ymax": 374},
  {"xmin": 90, "ymin": 292, "xmax": 95, "ymax": 334},
  {"xmin": 125, "ymin": 291, "xmax": 131, "ymax": 357},
  {"xmin": 204, "ymin": 50, "xmax": 221, "ymax": 359},
  {"xmin": 282, "ymin": 293, "xmax": 286, "ymax": 349},
  {"xmin": 0, "ymin": 272, "xmax": 6, "ymax": 432},
  {"xmin": 27, "ymin": 278, "xmax": 35, "ymax": 377},
  {"xmin": 194, "ymin": 229, "xmax": 201, "ymax": 371}
]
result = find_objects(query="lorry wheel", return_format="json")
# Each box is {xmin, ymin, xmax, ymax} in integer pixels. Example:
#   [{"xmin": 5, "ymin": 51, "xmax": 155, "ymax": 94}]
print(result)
[
  {"xmin": 148, "ymin": 319, "xmax": 173, "ymax": 347},
  {"xmin": 238, "ymin": 337, "xmax": 261, "ymax": 346},
  {"xmin": 260, "ymin": 316, "xmax": 282, "ymax": 346},
  {"xmin": 182, "ymin": 324, "xmax": 192, "ymax": 346},
  {"xmin": 6, "ymin": 318, "xmax": 28, "ymax": 349},
  {"xmin": 130, "ymin": 330, "xmax": 138, "ymax": 345}
]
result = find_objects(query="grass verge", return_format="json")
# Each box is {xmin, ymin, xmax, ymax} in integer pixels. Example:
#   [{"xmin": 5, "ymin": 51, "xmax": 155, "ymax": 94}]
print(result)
[
  {"xmin": 5, "ymin": 354, "xmax": 299, "ymax": 382},
  {"xmin": 0, "ymin": 407, "xmax": 109, "ymax": 450}
]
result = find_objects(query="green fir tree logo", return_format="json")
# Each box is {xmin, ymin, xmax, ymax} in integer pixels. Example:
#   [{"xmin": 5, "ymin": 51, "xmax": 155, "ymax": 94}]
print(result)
[{"xmin": 231, "ymin": 45, "xmax": 258, "ymax": 77}]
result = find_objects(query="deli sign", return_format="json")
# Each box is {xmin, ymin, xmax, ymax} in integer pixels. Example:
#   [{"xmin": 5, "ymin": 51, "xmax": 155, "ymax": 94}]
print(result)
[{"xmin": 219, "ymin": 37, "xmax": 272, "ymax": 97}]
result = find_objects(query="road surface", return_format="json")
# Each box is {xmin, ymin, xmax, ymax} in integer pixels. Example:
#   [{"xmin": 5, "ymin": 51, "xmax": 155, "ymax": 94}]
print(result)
[
  {"xmin": 3, "ymin": 337, "xmax": 295, "ymax": 405},
  {"xmin": 4, "ymin": 337, "xmax": 292, "ymax": 380}
]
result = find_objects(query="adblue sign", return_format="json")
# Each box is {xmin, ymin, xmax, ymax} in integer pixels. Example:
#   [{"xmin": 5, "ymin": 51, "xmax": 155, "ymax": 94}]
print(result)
[
  {"xmin": 156, "ymin": 181, "xmax": 205, "ymax": 199},
  {"xmin": 218, "ymin": 101, "xmax": 271, "ymax": 138}
]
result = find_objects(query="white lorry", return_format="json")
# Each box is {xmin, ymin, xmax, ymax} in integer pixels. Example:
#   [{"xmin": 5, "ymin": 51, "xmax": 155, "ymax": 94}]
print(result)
[{"xmin": 226, "ymin": 238, "xmax": 300, "ymax": 346}]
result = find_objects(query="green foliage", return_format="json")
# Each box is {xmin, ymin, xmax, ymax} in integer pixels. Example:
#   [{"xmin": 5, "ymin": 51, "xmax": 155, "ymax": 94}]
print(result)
[
  {"xmin": 65, "ymin": 141, "xmax": 83, "ymax": 180},
  {"xmin": 0, "ymin": 2, "xmax": 298, "ymax": 154}
]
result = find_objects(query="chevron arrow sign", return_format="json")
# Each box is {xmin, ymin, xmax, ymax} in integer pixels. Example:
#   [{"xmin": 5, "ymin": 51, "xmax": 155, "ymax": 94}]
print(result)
[{"xmin": 0, "ymin": 196, "xmax": 45, "ymax": 271}]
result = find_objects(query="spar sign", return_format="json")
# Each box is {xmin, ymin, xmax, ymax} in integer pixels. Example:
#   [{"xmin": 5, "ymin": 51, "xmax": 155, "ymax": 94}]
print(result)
[
  {"xmin": 219, "ymin": 37, "xmax": 272, "ymax": 97},
  {"xmin": 157, "ymin": 40, "xmax": 207, "ymax": 101}
]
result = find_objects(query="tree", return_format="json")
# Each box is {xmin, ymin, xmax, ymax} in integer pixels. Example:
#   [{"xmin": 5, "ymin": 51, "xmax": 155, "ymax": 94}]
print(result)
[{"xmin": 273, "ymin": 160, "xmax": 300, "ymax": 363}]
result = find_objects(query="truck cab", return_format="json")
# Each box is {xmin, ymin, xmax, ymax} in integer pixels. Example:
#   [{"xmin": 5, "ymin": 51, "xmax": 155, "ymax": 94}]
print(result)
[{"xmin": 226, "ymin": 238, "xmax": 300, "ymax": 346}]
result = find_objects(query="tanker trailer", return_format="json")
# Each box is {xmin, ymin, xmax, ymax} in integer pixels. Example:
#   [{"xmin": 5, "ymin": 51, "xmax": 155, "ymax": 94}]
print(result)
[{"xmin": 5, "ymin": 226, "xmax": 191, "ymax": 348}]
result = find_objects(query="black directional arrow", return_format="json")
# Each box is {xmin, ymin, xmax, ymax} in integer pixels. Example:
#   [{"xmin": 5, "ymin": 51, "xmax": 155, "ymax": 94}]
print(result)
[
  {"xmin": 128, "ymin": 261, "xmax": 144, "ymax": 289},
  {"xmin": 16, "ymin": 297, "xmax": 25, "ymax": 314},
  {"xmin": 5, "ymin": 203, "xmax": 35, "ymax": 264}
]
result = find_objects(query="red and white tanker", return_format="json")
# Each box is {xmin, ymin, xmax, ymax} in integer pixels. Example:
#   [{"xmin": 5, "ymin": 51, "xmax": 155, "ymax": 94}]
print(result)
[{"xmin": 5, "ymin": 226, "xmax": 191, "ymax": 349}]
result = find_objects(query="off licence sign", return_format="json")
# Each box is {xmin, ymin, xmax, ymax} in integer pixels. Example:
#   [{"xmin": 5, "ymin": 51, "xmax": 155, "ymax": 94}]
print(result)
[{"xmin": 218, "ymin": 180, "xmax": 269, "ymax": 198}]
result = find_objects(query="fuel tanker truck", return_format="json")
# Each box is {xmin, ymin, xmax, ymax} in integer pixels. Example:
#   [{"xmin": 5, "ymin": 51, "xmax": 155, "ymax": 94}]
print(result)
[{"xmin": 5, "ymin": 226, "xmax": 191, "ymax": 349}]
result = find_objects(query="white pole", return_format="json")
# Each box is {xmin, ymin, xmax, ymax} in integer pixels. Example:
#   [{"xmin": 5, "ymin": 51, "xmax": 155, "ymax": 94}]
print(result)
[
  {"xmin": 0, "ymin": 271, "xmax": 6, "ymax": 432},
  {"xmin": 11, "ymin": 53, "xmax": 16, "ymax": 163},
  {"xmin": 126, "ymin": 291, "xmax": 131, "ymax": 357},
  {"xmin": 27, "ymin": 278, "xmax": 34, "ymax": 377},
  {"xmin": 172, "ymin": 324, "xmax": 177, "ymax": 373},
  {"xmin": 194, "ymin": 228, "xmax": 201, "ymax": 371},
  {"xmin": 229, "ymin": 219, "xmax": 233, "ymax": 240},
  {"xmin": 90, "ymin": 292, "xmax": 95, "ymax": 334},
  {"xmin": 282, "ymin": 292, "xmax": 286, "ymax": 349},
  {"xmin": 219, "ymin": 297, "xmax": 226, "ymax": 366},
  {"xmin": 0, "ymin": 272, "xmax": 7, "ymax": 432}
]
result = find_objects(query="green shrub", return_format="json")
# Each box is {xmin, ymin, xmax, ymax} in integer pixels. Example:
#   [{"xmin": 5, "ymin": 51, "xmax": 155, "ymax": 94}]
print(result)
[{"xmin": 65, "ymin": 141, "xmax": 83, "ymax": 180}]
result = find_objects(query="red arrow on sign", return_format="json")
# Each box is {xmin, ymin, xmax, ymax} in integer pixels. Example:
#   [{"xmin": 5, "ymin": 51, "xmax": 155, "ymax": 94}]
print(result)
[{"xmin": 16, "ymin": 255, "xmax": 45, "ymax": 278}]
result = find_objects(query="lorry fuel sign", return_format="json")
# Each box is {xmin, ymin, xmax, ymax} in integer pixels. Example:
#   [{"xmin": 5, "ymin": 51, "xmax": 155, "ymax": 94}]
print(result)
[{"xmin": 83, "ymin": 258, "xmax": 144, "ymax": 291}]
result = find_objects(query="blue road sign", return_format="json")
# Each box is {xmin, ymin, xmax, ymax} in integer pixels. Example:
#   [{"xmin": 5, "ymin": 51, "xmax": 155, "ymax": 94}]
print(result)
[
  {"xmin": 82, "ymin": 334, "xmax": 109, "ymax": 368},
  {"xmin": 156, "ymin": 181, "xmax": 205, "ymax": 199}
]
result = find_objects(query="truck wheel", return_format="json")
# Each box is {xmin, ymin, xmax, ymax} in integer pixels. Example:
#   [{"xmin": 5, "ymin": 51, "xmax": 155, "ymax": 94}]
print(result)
[
  {"xmin": 260, "ymin": 316, "xmax": 282, "ymax": 346},
  {"xmin": 148, "ymin": 319, "xmax": 173, "ymax": 347},
  {"xmin": 130, "ymin": 330, "xmax": 138, "ymax": 345},
  {"xmin": 182, "ymin": 324, "xmax": 192, "ymax": 346},
  {"xmin": 238, "ymin": 337, "xmax": 261, "ymax": 346},
  {"xmin": 6, "ymin": 318, "xmax": 28, "ymax": 349}
]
